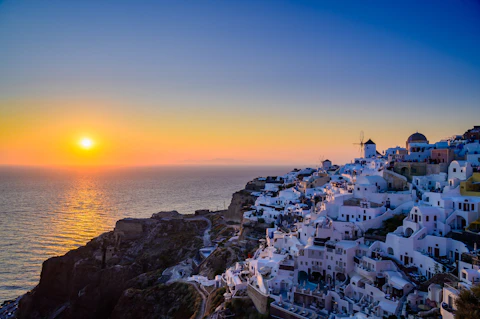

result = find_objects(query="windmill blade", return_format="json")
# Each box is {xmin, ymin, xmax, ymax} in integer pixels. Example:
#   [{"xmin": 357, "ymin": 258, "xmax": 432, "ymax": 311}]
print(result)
[{"xmin": 359, "ymin": 131, "xmax": 364, "ymax": 144}]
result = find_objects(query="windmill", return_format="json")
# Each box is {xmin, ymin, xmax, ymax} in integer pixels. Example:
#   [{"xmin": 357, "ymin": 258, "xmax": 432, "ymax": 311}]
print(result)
[
  {"xmin": 317, "ymin": 155, "xmax": 325, "ymax": 169},
  {"xmin": 353, "ymin": 131, "xmax": 365, "ymax": 156}
]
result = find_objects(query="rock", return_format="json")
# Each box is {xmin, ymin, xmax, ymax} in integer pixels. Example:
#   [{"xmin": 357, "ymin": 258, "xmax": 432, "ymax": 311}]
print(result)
[
  {"xmin": 110, "ymin": 283, "xmax": 202, "ymax": 319},
  {"xmin": 195, "ymin": 209, "xmax": 210, "ymax": 216},
  {"xmin": 197, "ymin": 247, "xmax": 240, "ymax": 279},
  {"xmin": 16, "ymin": 181, "xmax": 260, "ymax": 319},
  {"xmin": 151, "ymin": 210, "xmax": 183, "ymax": 219},
  {"xmin": 17, "ymin": 217, "xmax": 208, "ymax": 319},
  {"xmin": 114, "ymin": 219, "xmax": 145, "ymax": 240},
  {"xmin": 224, "ymin": 190, "xmax": 257, "ymax": 222}
]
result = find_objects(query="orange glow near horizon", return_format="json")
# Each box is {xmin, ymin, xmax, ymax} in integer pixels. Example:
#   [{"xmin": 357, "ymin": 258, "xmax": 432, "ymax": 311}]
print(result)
[{"xmin": 0, "ymin": 98, "xmax": 474, "ymax": 168}]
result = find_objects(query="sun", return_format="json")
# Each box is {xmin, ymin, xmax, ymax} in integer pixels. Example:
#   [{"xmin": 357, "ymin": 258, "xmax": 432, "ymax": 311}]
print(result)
[{"xmin": 79, "ymin": 138, "xmax": 94, "ymax": 149}]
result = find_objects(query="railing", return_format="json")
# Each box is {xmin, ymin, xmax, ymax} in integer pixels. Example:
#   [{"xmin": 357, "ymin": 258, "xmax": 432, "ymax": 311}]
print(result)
[{"xmin": 444, "ymin": 282, "xmax": 460, "ymax": 293}]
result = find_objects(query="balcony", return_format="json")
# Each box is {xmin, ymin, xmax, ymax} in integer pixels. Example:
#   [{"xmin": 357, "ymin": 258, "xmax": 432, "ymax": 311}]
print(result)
[
  {"xmin": 441, "ymin": 302, "xmax": 456, "ymax": 314},
  {"xmin": 355, "ymin": 264, "xmax": 374, "ymax": 277}
]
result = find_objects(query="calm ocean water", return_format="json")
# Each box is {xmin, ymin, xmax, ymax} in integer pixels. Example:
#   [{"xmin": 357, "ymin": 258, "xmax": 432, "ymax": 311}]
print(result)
[{"xmin": 0, "ymin": 165, "xmax": 292, "ymax": 302}]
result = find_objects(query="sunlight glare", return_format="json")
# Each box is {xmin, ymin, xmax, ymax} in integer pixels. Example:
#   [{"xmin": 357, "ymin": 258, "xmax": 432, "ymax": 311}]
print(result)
[{"xmin": 80, "ymin": 138, "xmax": 94, "ymax": 149}]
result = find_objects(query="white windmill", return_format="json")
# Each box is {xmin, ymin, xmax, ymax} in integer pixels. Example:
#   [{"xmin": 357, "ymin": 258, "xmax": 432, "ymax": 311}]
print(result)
[{"xmin": 353, "ymin": 131, "xmax": 365, "ymax": 156}]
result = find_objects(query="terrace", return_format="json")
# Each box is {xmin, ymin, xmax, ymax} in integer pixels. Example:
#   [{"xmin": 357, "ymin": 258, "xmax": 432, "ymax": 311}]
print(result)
[
  {"xmin": 343, "ymin": 198, "xmax": 383, "ymax": 208},
  {"xmin": 270, "ymin": 300, "xmax": 329, "ymax": 319}
]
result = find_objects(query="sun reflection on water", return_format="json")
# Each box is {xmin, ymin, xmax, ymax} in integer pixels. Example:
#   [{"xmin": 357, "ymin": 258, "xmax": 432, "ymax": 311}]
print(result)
[
  {"xmin": 0, "ymin": 165, "xmax": 292, "ymax": 302},
  {"xmin": 49, "ymin": 174, "xmax": 115, "ymax": 255}
]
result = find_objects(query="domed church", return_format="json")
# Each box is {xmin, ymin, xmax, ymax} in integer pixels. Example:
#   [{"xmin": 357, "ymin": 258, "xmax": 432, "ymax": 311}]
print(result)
[{"xmin": 406, "ymin": 132, "xmax": 429, "ymax": 149}]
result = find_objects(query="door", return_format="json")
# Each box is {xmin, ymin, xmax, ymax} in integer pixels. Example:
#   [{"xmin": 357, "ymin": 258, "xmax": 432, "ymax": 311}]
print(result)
[{"xmin": 434, "ymin": 248, "xmax": 440, "ymax": 257}]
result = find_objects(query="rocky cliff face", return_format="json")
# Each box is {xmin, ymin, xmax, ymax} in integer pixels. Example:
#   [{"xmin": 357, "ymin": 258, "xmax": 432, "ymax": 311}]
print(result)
[
  {"xmin": 18, "ymin": 213, "xmax": 208, "ymax": 319},
  {"xmin": 224, "ymin": 190, "xmax": 257, "ymax": 222},
  {"xmin": 111, "ymin": 282, "xmax": 202, "ymax": 319}
]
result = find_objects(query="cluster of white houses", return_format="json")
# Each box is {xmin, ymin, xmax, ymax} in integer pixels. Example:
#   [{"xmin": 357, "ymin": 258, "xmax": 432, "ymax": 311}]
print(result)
[{"xmin": 221, "ymin": 128, "xmax": 480, "ymax": 319}]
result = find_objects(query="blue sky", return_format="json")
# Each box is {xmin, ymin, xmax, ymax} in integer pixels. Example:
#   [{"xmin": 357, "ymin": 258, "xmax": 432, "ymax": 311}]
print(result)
[{"xmin": 1, "ymin": 0, "xmax": 479, "ymax": 165}]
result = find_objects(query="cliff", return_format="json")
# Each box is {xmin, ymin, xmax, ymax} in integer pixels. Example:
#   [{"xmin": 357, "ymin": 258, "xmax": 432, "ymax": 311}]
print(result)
[
  {"xmin": 17, "ymin": 212, "xmax": 208, "ymax": 319},
  {"xmin": 15, "ymin": 180, "xmax": 260, "ymax": 319},
  {"xmin": 224, "ymin": 190, "xmax": 257, "ymax": 222}
]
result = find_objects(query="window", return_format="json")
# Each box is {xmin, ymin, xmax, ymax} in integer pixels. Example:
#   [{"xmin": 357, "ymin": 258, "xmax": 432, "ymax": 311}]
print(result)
[
  {"xmin": 434, "ymin": 216, "xmax": 437, "ymax": 221},
  {"xmin": 426, "ymin": 216, "xmax": 429, "ymax": 222},
  {"xmin": 453, "ymin": 168, "xmax": 457, "ymax": 172}
]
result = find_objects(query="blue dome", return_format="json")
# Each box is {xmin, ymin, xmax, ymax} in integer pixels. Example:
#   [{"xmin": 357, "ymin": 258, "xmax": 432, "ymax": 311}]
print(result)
[{"xmin": 407, "ymin": 132, "xmax": 428, "ymax": 143}]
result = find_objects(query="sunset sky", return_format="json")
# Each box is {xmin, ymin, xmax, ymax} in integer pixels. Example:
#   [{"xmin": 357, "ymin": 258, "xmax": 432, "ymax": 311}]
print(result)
[{"xmin": 1, "ymin": 0, "xmax": 479, "ymax": 167}]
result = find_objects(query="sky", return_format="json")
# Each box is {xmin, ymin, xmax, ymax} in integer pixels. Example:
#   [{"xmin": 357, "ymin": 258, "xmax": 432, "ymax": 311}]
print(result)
[{"xmin": 1, "ymin": 0, "xmax": 479, "ymax": 167}]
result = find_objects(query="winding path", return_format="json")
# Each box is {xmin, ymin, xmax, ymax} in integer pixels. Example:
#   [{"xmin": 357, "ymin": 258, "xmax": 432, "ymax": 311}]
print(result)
[
  {"xmin": 177, "ymin": 280, "xmax": 208, "ymax": 319},
  {"xmin": 164, "ymin": 216, "xmax": 213, "ymax": 318}
]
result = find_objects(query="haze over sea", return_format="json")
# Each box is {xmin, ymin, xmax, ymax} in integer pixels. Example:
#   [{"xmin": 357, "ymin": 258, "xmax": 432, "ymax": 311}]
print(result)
[{"xmin": 0, "ymin": 165, "xmax": 292, "ymax": 302}]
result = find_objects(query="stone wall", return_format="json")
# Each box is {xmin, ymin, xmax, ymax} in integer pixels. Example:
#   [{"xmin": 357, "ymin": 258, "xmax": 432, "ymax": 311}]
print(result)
[
  {"xmin": 114, "ymin": 219, "xmax": 144, "ymax": 240},
  {"xmin": 426, "ymin": 163, "xmax": 448, "ymax": 175},
  {"xmin": 394, "ymin": 162, "xmax": 449, "ymax": 181},
  {"xmin": 247, "ymin": 284, "xmax": 269, "ymax": 314},
  {"xmin": 384, "ymin": 170, "xmax": 409, "ymax": 191}
]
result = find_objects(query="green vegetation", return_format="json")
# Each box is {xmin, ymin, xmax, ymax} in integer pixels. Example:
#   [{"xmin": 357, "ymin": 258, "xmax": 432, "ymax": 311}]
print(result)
[
  {"xmin": 258, "ymin": 218, "xmax": 265, "ymax": 224},
  {"xmin": 365, "ymin": 214, "xmax": 406, "ymax": 236},
  {"xmin": 113, "ymin": 282, "xmax": 202, "ymax": 319},
  {"xmin": 208, "ymin": 287, "xmax": 226, "ymax": 314},
  {"xmin": 455, "ymin": 283, "xmax": 480, "ymax": 319},
  {"xmin": 383, "ymin": 214, "xmax": 407, "ymax": 233},
  {"xmin": 278, "ymin": 183, "xmax": 295, "ymax": 191},
  {"xmin": 225, "ymin": 298, "xmax": 269, "ymax": 319}
]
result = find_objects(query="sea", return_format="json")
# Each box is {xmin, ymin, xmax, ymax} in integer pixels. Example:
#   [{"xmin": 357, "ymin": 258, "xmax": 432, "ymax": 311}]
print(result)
[{"xmin": 0, "ymin": 165, "xmax": 293, "ymax": 302}]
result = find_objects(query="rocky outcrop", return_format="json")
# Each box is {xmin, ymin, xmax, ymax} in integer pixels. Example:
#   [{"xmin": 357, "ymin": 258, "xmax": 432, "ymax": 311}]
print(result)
[
  {"xmin": 16, "ymin": 179, "xmax": 260, "ymax": 319},
  {"xmin": 17, "ymin": 215, "xmax": 208, "ymax": 319},
  {"xmin": 197, "ymin": 246, "xmax": 242, "ymax": 279},
  {"xmin": 110, "ymin": 282, "xmax": 202, "ymax": 319},
  {"xmin": 224, "ymin": 190, "xmax": 257, "ymax": 222}
]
